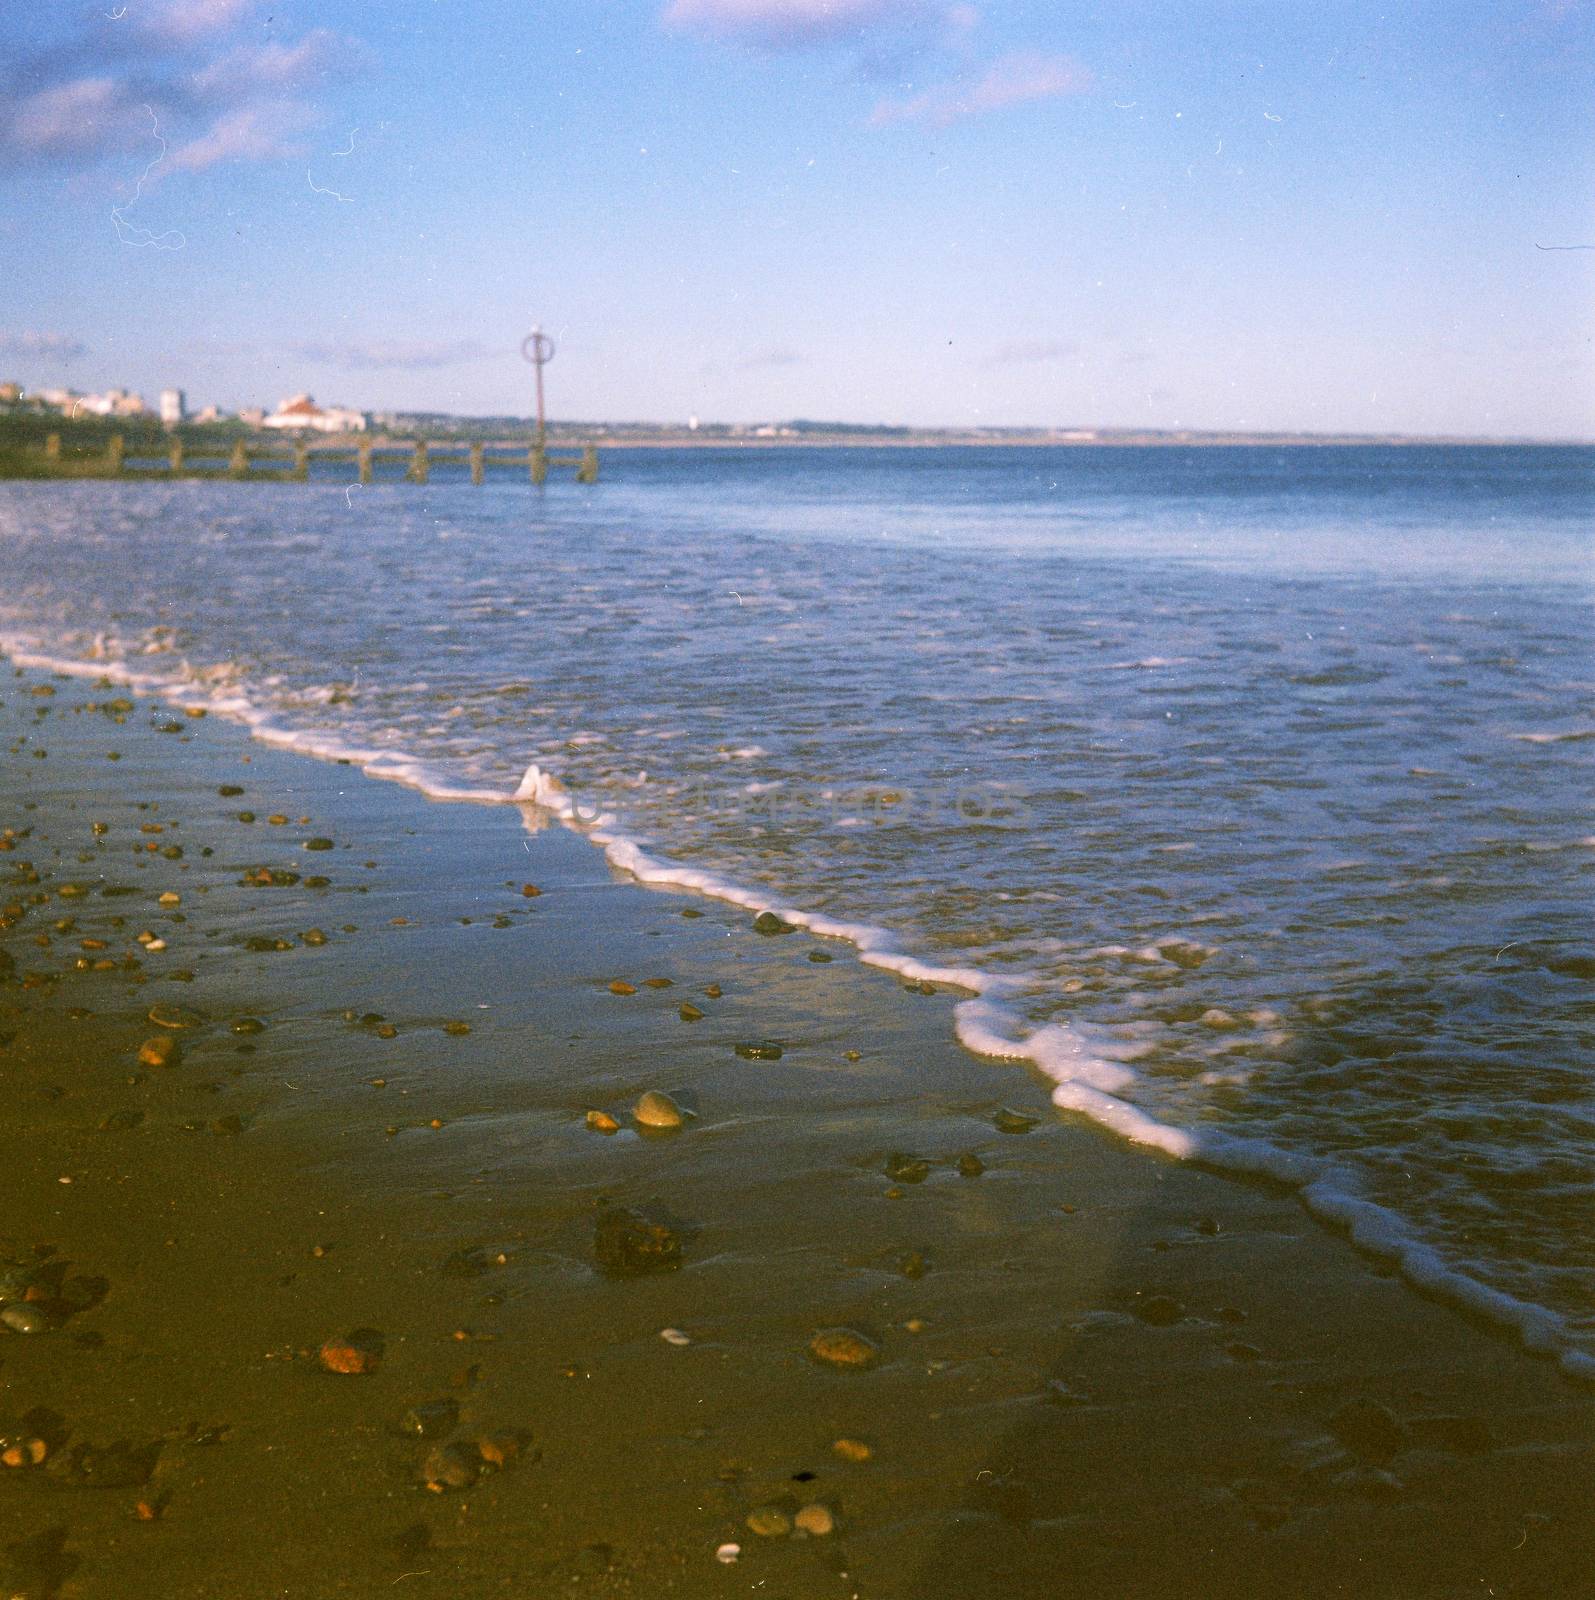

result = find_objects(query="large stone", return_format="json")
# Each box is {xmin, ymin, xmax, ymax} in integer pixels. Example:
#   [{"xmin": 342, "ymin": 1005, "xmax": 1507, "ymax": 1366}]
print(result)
[{"xmin": 594, "ymin": 1207, "xmax": 683, "ymax": 1277}]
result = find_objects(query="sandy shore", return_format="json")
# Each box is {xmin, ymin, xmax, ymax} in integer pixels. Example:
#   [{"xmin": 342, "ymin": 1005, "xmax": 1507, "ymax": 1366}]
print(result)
[{"xmin": 1, "ymin": 658, "xmax": 1591, "ymax": 1599}]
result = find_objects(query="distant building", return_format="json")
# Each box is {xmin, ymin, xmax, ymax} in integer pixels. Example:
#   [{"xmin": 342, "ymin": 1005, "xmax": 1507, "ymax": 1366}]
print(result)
[
  {"xmin": 192, "ymin": 404, "xmax": 222, "ymax": 424},
  {"xmin": 79, "ymin": 388, "xmax": 147, "ymax": 417},
  {"xmin": 262, "ymin": 393, "xmax": 367, "ymax": 433},
  {"xmin": 159, "ymin": 388, "xmax": 186, "ymax": 426},
  {"xmin": 0, "ymin": 382, "xmax": 21, "ymax": 406},
  {"xmin": 237, "ymin": 407, "xmax": 266, "ymax": 426}
]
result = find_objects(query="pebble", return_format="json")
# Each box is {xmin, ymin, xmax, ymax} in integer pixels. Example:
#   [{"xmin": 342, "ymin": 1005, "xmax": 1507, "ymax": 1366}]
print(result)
[
  {"xmin": 993, "ymin": 1107, "xmax": 1038, "ymax": 1134},
  {"xmin": 794, "ymin": 1504, "xmax": 835, "ymax": 1536},
  {"xmin": 956, "ymin": 1152, "xmax": 985, "ymax": 1178},
  {"xmin": 679, "ymin": 1001, "xmax": 705, "ymax": 1022},
  {"xmin": 753, "ymin": 911, "xmax": 794, "ymax": 936},
  {"xmin": 1199, "ymin": 1008, "xmax": 1240, "ymax": 1029},
  {"xmin": 1329, "ymin": 1399, "xmax": 1407, "ymax": 1464},
  {"xmin": 832, "ymin": 1437, "xmax": 871, "ymax": 1463},
  {"xmin": 734, "ymin": 1039, "xmax": 783, "ymax": 1060},
  {"xmin": 521, "ymin": 883, "xmax": 541, "ymax": 897},
  {"xmin": 714, "ymin": 1544, "xmax": 741, "ymax": 1565},
  {"xmin": 594, "ymin": 1207, "xmax": 683, "ymax": 1276},
  {"xmin": 443, "ymin": 1020, "xmax": 471, "ymax": 1036},
  {"xmin": 660, "ymin": 1327, "xmax": 692, "ymax": 1346},
  {"xmin": 304, "ymin": 838, "xmax": 334, "ymax": 852},
  {"xmin": 401, "ymin": 1399, "xmax": 460, "ymax": 1438},
  {"xmin": 231, "ymin": 1017, "xmax": 265, "ymax": 1035},
  {"xmin": 585, "ymin": 1110, "xmax": 620, "ymax": 1134},
  {"xmin": 421, "ymin": 1442, "xmax": 480, "ymax": 1491},
  {"xmin": 643, "ymin": 976, "xmax": 673, "ymax": 988},
  {"xmin": 634, "ymin": 1090, "xmax": 686, "ymax": 1130},
  {"xmin": 319, "ymin": 1330, "xmax": 383, "ymax": 1375},
  {"xmin": 1, "ymin": 1306, "xmax": 50, "ymax": 1335},
  {"xmin": 704, "ymin": 984, "xmax": 723, "ymax": 998},
  {"xmin": 1131, "ymin": 1295, "xmax": 1184, "ymax": 1327},
  {"xmin": 301, "ymin": 927, "xmax": 329, "ymax": 945},
  {"xmin": 746, "ymin": 1505, "xmax": 791, "ymax": 1537},
  {"xmin": 158, "ymin": 891, "xmax": 180, "ymax": 906},
  {"xmin": 809, "ymin": 1327, "xmax": 880, "ymax": 1369},
  {"xmin": 609, "ymin": 979, "xmax": 637, "ymax": 996},
  {"xmin": 884, "ymin": 1152, "xmax": 929, "ymax": 1184},
  {"xmin": 137, "ymin": 1035, "xmax": 179, "ymax": 1067}
]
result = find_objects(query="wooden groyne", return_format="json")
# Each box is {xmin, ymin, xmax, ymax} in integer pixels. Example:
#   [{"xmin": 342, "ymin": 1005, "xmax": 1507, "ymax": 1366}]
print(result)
[{"xmin": 13, "ymin": 432, "xmax": 599, "ymax": 485}]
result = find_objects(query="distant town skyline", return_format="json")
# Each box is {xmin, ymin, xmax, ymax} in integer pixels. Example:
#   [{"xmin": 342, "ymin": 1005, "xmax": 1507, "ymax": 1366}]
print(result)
[{"xmin": 2, "ymin": 0, "xmax": 1592, "ymax": 438}]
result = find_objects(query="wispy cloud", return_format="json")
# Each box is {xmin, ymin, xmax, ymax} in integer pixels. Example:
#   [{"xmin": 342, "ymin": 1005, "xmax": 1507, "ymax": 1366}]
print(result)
[
  {"xmin": 140, "ymin": 0, "xmax": 258, "ymax": 45},
  {"xmin": 6, "ymin": 77, "xmax": 146, "ymax": 163},
  {"xmin": 168, "ymin": 99, "xmax": 317, "ymax": 171},
  {"xmin": 0, "ymin": 330, "xmax": 89, "ymax": 361},
  {"xmin": 189, "ymin": 31, "xmax": 357, "ymax": 100},
  {"xmin": 740, "ymin": 347, "xmax": 805, "ymax": 369},
  {"xmin": 662, "ymin": 0, "xmax": 951, "ymax": 50},
  {"xmin": 286, "ymin": 339, "xmax": 498, "ymax": 371},
  {"xmin": 871, "ymin": 48, "xmax": 1091, "ymax": 125},
  {"xmin": 985, "ymin": 339, "xmax": 1075, "ymax": 367},
  {"xmin": 0, "ymin": 4, "xmax": 364, "ymax": 176}
]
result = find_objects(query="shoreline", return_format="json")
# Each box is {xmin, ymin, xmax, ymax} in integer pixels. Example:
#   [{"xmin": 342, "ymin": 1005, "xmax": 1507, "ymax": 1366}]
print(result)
[
  {"xmin": 9, "ymin": 630, "xmax": 1593, "ymax": 1384},
  {"xmin": 2, "ymin": 658, "xmax": 1593, "ymax": 1596}
]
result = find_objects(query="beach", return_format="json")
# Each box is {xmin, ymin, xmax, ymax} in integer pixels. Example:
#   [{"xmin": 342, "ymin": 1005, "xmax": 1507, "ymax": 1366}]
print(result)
[{"xmin": 3, "ymin": 658, "xmax": 1593, "ymax": 1599}]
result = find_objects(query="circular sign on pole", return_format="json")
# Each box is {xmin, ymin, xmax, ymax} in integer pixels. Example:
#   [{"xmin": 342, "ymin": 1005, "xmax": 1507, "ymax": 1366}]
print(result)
[{"xmin": 521, "ymin": 330, "xmax": 556, "ymax": 367}]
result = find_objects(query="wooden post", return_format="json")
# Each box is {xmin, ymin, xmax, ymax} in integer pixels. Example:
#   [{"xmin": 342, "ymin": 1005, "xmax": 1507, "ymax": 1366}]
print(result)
[
  {"xmin": 529, "ymin": 443, "xmax": 548, "ymax": 486},
  {"xmin": 293, "ymin": 441, "xmax": 309, "ymax": 482},
  {"xmin": 228, "ymin": 439, "xmax": 248, "ymax": 478},
  {"xmin": 358, "ymin": 439, "xmax": 372, "ymax": 485},
  {"xmin": 576, "ymin": 445, "xmax": 599, "ymax": 484},
  {"xmin": 470, "ymin": 442, "xmax": 484, "ymax": 486},
  {"xmin": 44, "ymin": 432, "xmax": 60, "ymax": 462},
  {"xmin": 408, "ymin": 439, "xmax": 429, "ymax": 484},
  {"xmin": 107, "ymin": 433, "xmax": 125, "ymax": 475},
  {"xmin": 169, "ymin": 438, "xmax": 184, "ymax": 474}
]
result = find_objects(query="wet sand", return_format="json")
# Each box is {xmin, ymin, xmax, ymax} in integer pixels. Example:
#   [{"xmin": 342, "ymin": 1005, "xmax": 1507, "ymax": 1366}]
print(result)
[{"xmin": 1, "ymin": 660, "xmax": 1592, "ymax": 1599}]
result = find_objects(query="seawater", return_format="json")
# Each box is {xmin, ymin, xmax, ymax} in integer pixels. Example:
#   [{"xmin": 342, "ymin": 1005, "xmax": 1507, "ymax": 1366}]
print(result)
[{"xmin": 2, "ymin": 444, "xmax": 1591, "ymax": 1371}]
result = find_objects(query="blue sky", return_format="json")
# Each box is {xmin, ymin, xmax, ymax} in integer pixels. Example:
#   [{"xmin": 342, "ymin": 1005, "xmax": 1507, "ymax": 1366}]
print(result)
[{"xmin": 2, "ymin": 0, "xmax": 1591, "ymax": 434}]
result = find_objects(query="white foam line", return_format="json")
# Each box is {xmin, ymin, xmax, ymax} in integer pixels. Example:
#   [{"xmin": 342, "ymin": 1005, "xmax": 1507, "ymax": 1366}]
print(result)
[
  {"xmin": 9, "ymin": 635, "xmax": 1592, "ymax": 1383},
  {"xmin": 953, "ymin": 995, "xmax": 1595, "ymax": 1384}
]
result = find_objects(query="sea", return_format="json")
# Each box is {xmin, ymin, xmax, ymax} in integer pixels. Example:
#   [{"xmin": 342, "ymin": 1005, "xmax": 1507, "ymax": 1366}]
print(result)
[{"xmin": 2, "ymin": 443, "xmax": 1591, "ymax": 1373}]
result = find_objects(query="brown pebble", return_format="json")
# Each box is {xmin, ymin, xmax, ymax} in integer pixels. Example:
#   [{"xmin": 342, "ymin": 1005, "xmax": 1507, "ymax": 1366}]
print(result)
[
  {"xmin": 679, "ymin": 1001, "xmax": 704, "ymax": 1021},
  {"xmin": 585, "ymin": 1109, "xmax": 620, "ymax": 1134},
  {"xmin": 137, "ymin": 1035, "xmax": 179, "ymax": 1068},
  {"xmin": 794, "ymin": 1503, "xmax": 835, "ymax": 1537},
  {"xmin": 443, "ymin": 1020, "xmax": 471, "ymax": 1036},
  {"xmin": 832, "ymin": 1437, "xmax": 871, "ymax": 1463},
  {"xmin": 521, "ymin": 883, "xmax": 542, "ymax": 897},
  {"xmin": 643, "ymin": 976, "xmax": 673, "ymax": 988},
  {"xmin": 704, "ymin": 984, "xmax": 723, "ymax": 998},
  {"xmin": 609, "ymin": 979, "xmax": 637, "ymax": 996},
  {"xmin": 319, "ymin": 1332, "xmax": 382, "ymax": 1374},
  {"xmin": 809, "ymin": 1327, "xmax": 880, "ymax": 1370},
  {"xmin": 477, "ymin": 1432, "xmax": 522, "ymax": 1468}
]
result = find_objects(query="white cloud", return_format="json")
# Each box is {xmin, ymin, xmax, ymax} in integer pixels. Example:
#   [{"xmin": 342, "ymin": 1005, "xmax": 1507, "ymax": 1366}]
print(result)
[
  {"xmin": 140, "ymin": 0, "xmax": 256, "ymax": 44},
  {"xmin": 7, "ymin": 77, "xmax": 140, "ymax": 161},
  {"xmin": 871, "ymin": 48, "xmax": 1091, "ymax": 125},
  {"xmin": 189, "ymin": 31, "xmax": 356, "ymax": 100},
  {"xmin": 662, "ymin": 0, "xmax": 944, "ymax": 49},
  {"xmin": 168, "ymin": 99, "xmax": 316, "ymax": 171},
  {"xmin": 0, "ymin": 330, "xmax": 89, "ymax": 360}
]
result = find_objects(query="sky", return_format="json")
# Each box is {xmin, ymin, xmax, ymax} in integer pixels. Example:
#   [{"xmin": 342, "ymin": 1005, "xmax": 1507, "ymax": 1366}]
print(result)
[{"xmin": 1, "ymin": 0, "xmax": 1592, "ymax": 435}]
